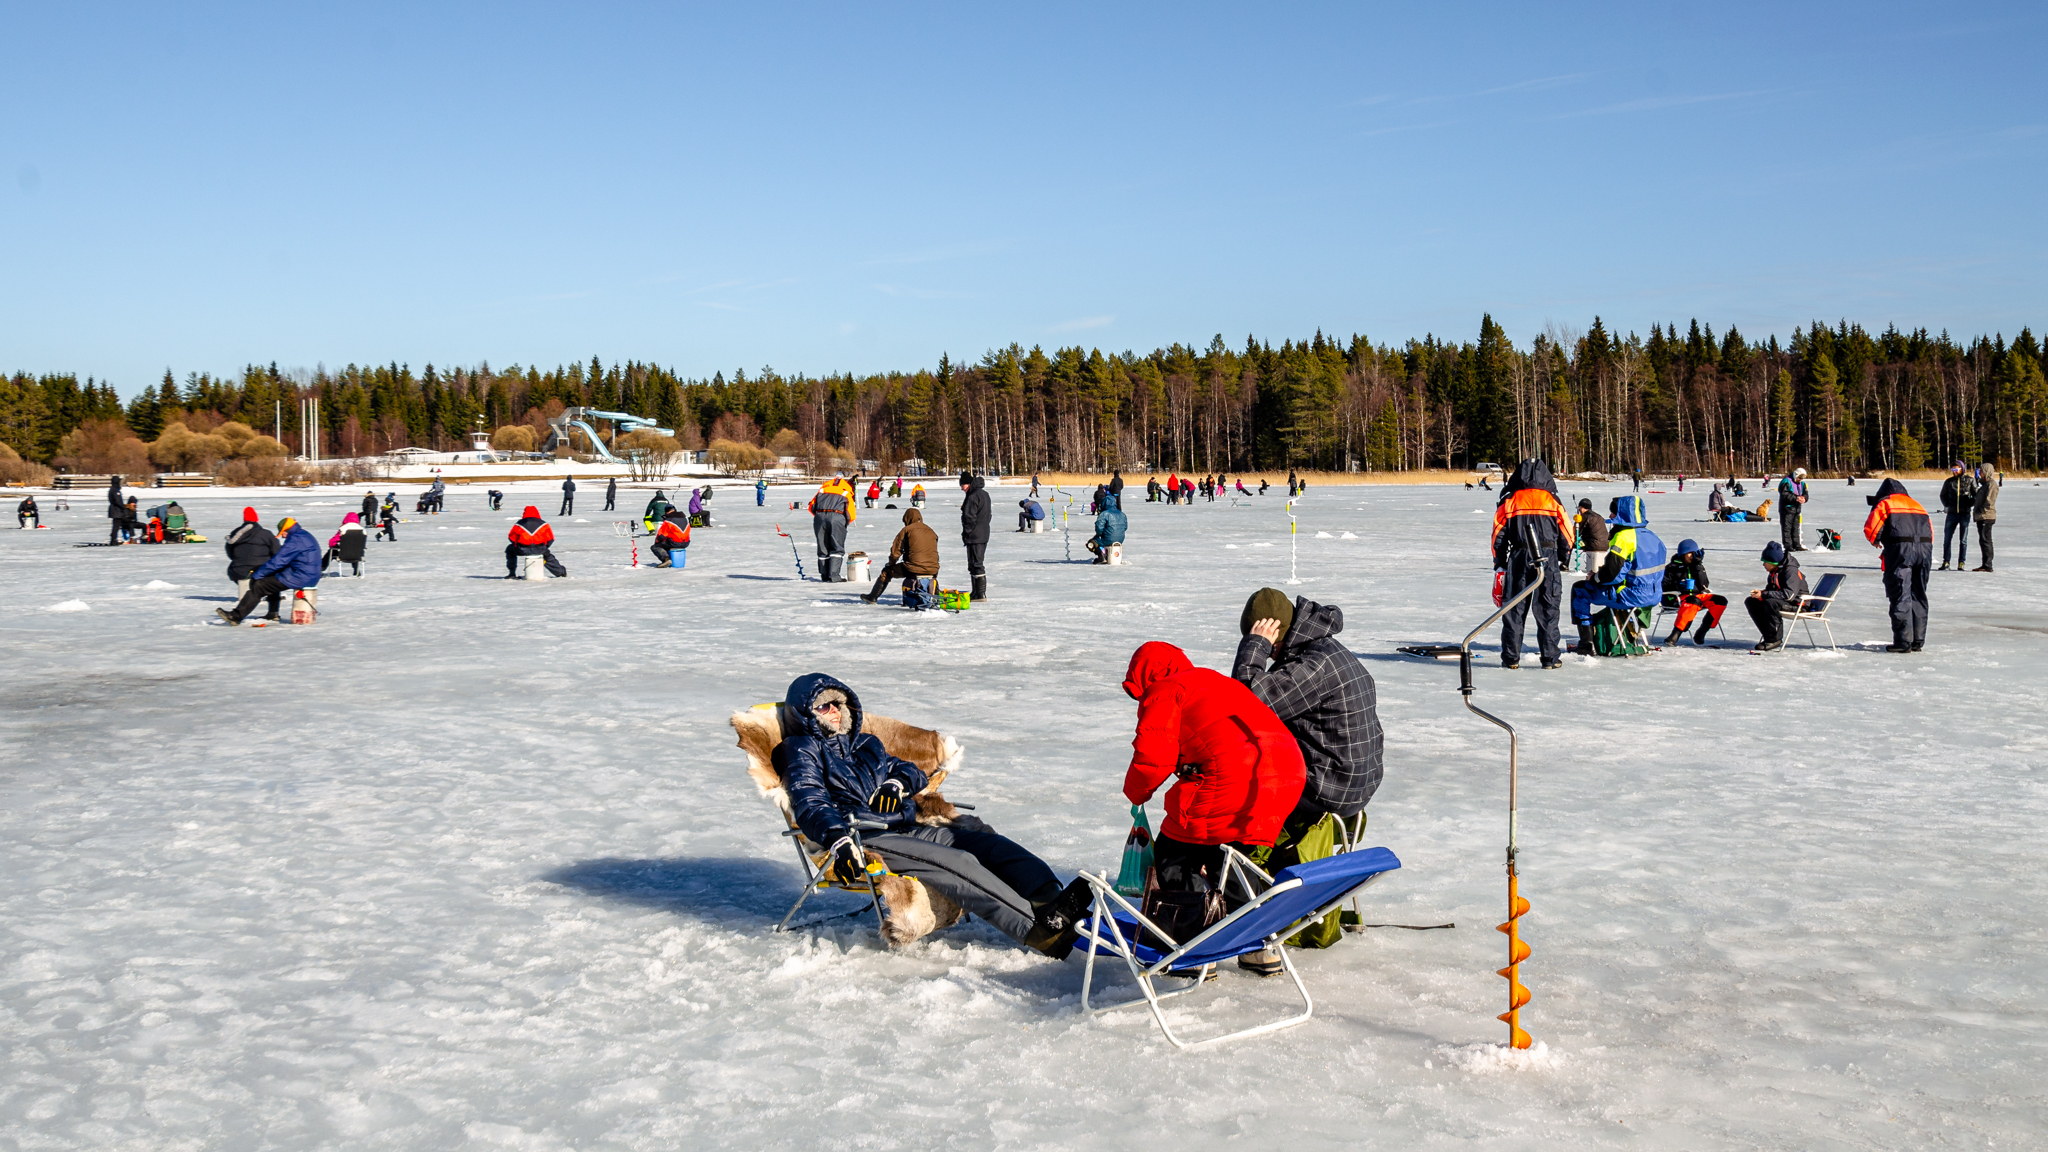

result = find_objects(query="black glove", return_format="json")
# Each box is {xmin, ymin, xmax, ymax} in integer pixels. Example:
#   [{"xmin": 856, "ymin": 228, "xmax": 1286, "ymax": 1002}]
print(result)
[
  {"xmin": 825, "ymin": 836, "xmax": 867, "ymax": 884},
  {"xmin": 870, "ymin": 779, "xmax": 907, "ymax": 815}
]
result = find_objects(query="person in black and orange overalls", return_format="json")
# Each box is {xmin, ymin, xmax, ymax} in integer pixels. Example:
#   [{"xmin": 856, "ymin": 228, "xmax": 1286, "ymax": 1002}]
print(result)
[
  {"xmin": 1863, "ymin": 477, "xmax": 1933, "ymax": 652},
  {"xmin": 506, "ymin": 505, "xmax": 568, "ymax": 578},
  {"xmin": 651, "ymin": 507, "xmax": 691, "ymax": 568},
  {"xmin": 1491, "ymin": 459, "xmax": 1573, "ymax": 669}
]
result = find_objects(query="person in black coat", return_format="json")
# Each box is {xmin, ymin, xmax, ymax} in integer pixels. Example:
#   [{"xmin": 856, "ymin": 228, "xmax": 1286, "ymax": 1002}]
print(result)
[
  {"xmin": 17, "ymin": 496, "xmax": 38, "ymax": 528},
  {"xmin": 223, "ymin": 507, "xmax": 282, "ymax": 619},
  {"xmin": 774, "ymin": 672, "xmax": 1087, "ymax": 955},
  {"xmin": 1492, "ymin": 460, "xmax": 1572, "ymax": 668},
  {"xmin": 958, "ymin": 471, "xmax": 991, "ymax": 601},
  {"xmin": 377, "ymin": 493, "xmax": 400, "ymax": 541},
  {"xmin": 360, "ymin": 490, "xmax": 378, "ymax": 526},
  {"xmin": 106, "ymin": 476, "xmax": 126, "ymax": 544},
  {"xmin": 1108, "ymin": 470, "xmax": 1124, "ymax": 499},
  {"xmin": 604, "ymin": 476, "xmax": 617, "ymax": 512},
  {"xmin": 1743, "ymin": 541, "xmax": 1808, "ymax": 652},
  {"xmin": 559, "ymin": 476, "xmax": 576, "ymax": 516}
]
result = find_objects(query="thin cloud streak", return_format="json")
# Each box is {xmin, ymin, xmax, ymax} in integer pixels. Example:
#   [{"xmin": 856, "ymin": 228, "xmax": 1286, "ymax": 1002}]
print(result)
[{"xmin": 1551, "ymin": 90, "xmax": 1768, "ymax": 119}]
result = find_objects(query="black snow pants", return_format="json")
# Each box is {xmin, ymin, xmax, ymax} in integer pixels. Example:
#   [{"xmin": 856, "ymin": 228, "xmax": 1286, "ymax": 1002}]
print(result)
[
  {"xmin": 506, "ymin": 543, "xmax": 567, "ymax": 578},
  {"xmin": 1883, "ymin": 548, "xmax": 1931, "ymax": 646},
  {"xmin": 378, "ymin": 517, "xmax": 397, "ymax": 541},
  {"xmin": 227, "ymin": 576, "xmax": 294, "ymax": 622},
  {"xmin": 965, "ymin": 541, "xmax": 987, "ymax": 577},
  {"xmin": 560, "ymin": 494, "xmax": 574, "ymax": 516},
  {"xmin": 1499, "ymin": 555, "xmax": 1562, "ymax": 665},
  {"xmin": 863, "ymin": 824, "xmax": 1058, "ymax": 945},
  {"xmin": 1781, "ymin": 506, "xmax": 1802, "ymax": 552},
  {"xmin": 813, "ymin": 512, "xmax": 847, "ymax": 581},
  {"xmin": 1976, "ymin": 520, "xmax": 1995, "ymax": 570},
  {"xmin": 1942, "ymin": 512, "xmax": 1970, "ymax": 567},
  {"xmin": 1746, "ymin": 594, "xmax": 1791, "ymax": 645}
]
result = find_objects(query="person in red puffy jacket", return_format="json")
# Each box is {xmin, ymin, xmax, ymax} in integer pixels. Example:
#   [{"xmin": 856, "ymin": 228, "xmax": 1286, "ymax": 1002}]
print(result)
[{"xmin": 1121, "ymin": 641, "xmax": 1306, "ymax": 891}]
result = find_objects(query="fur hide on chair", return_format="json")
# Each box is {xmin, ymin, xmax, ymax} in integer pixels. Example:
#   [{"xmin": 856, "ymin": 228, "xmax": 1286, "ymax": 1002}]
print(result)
[{"xmin": 731, "ymin": 704, "xmax": 970, "ymax": 945}]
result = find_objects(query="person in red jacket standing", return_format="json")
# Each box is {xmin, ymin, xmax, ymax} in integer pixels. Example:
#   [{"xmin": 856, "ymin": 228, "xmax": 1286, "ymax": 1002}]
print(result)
[
  {"xmin": 505, "ymin": 506, "xmax": 567, "ymax": 578},
  {"xmin": 1120, "ymin": 641, "xmax": 1306, "ymax": 893}
]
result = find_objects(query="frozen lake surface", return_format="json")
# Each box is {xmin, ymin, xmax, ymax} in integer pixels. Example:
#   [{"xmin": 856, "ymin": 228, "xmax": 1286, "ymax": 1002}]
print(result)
[{"xmin": 3, "ymin": 477, "xmax": 2044, "ymax": 1150}]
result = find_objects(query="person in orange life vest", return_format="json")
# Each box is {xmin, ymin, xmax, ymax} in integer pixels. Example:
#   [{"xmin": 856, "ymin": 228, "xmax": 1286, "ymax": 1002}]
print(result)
[
  {"xmin": 651, "ymin": 507, "xmax": 691, "ymax": 568},
  {"xmin": 1491, "ymin": 459, "xmax": 1573, "ymax": 668},
  {"xmin": 1863, "ymin": 477, "xmax": 1933, "ymax": 652},
  {"xmin": 505, "ymin": 506, "xmax": 567, "ymax": 578},
  {"xmin": 1121, "ymin": 641, "xmax": 1306, "ymax": 893}
]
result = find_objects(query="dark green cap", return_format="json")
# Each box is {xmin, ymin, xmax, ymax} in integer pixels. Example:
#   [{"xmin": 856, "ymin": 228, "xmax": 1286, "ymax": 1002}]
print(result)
[{"xmin": 1240, "ymin": 587, "xmax": 1295, "ymax": 637}]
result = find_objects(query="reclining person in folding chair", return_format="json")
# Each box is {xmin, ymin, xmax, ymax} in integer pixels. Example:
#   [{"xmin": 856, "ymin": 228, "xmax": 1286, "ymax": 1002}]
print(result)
[{"xmin": 776, "ymin": 673, "xmax": 1092, "ymax": 957}]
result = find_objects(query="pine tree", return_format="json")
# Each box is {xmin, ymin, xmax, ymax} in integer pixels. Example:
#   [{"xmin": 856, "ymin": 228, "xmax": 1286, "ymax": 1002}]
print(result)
[{"xmin": 1771, "ymin": 369, "xmax": 1797, "ymax": 469}]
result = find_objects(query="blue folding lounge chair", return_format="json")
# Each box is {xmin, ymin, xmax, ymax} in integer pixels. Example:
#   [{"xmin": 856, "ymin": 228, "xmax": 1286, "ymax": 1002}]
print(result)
[{"xmin": 1073, "ymin": 845, "xmax": 1402, "ymax": 1048}]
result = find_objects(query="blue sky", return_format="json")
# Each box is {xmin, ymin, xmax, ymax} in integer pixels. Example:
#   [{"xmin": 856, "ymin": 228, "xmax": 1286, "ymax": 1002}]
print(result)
[{"xmin": 4, "ymin": 3, "xmax": 2044, "ymax": 395}]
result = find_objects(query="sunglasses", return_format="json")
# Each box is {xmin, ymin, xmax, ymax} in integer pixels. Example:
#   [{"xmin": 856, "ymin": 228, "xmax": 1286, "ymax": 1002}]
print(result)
[{"xmin": 812, "ymin": 700, "xmax": 845, "ymax": 713}]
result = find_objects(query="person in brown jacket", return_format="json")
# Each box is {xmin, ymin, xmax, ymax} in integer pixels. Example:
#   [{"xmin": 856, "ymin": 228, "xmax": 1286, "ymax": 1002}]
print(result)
[{"xmin": 860, "ymin": 507, "xmax": 941, "ymax": 603}]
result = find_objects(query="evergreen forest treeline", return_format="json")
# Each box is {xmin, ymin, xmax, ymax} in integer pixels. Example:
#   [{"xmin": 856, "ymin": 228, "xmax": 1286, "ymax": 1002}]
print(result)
[{"xmin": 4, "ymin": 315, "xmax": 2044, "ymax": 476}]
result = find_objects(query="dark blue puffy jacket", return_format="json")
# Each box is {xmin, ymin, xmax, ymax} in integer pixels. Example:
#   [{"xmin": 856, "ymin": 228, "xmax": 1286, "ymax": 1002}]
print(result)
[
  {"xmin": 254, "ymin": 525, "xmax": 323, "ymax": 588},
  {"xmin": 773, "ymin": 672, "xmax": 928, "ymax": 847},
  {"xmin": 1093, "ymin": 492, "xmax": 1127, "ymax": 547}
]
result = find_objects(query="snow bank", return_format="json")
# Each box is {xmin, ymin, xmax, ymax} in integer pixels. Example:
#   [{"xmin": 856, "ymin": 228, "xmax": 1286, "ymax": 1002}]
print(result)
[
  {"xmin": 130, "ymin": 579, "xmax": 181, "ymax": 590},
  {"xmin": 46, "ymin": 599, "xmax": 89, "ymax": 612}
]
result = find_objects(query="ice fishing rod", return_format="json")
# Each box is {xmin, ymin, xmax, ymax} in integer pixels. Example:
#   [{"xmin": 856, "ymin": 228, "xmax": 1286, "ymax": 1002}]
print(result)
[
  {"xmin": 773, "ymin": 523, "xmax": 812, "ymax": 581},
  {"xmin": 1052, "ymin": 483, "xmax": 1072, "ymax": 562},
  {"xmin": 1457, "ymin": 565, "xmax": 1543, "ymax": 1050}
]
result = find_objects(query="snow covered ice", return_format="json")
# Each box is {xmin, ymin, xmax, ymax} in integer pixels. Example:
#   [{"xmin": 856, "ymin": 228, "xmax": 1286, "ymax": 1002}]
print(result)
[{"xmin": 3, "ymin": 479, "xmax": 2044, "ymax": 1149}]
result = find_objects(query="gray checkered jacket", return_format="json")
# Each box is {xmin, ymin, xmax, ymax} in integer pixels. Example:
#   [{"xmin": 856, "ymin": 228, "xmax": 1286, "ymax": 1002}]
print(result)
[{"xmin": 1231, "ymin": 598, "xmax": 1384, "ymax": 818}]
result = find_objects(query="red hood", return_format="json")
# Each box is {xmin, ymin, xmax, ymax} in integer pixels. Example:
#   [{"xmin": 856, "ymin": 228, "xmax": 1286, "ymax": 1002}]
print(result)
[
  {"xmin": 1123, "ymin": 641, "xmax": 1194, "ymax": 700},
  {"xmin": 522, "ymin": 505, "xmax": 540, "ymax": 518}
]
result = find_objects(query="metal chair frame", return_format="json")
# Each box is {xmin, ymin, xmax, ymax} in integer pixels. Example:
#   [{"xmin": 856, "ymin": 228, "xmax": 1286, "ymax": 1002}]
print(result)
[
  {"xmin": 1775, "ymin": 572, "xmax": 1846, "ymax": 652},
  {"xmin": 1074, "ymin": 846, "xmax": 1398, "ymax": 1049}
]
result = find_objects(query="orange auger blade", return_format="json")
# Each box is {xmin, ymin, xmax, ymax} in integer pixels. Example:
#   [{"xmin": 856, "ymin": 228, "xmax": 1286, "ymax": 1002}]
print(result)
[{"xmin": 1499, "ymin": 869, "xmax": 1532, "ymax": 1049}]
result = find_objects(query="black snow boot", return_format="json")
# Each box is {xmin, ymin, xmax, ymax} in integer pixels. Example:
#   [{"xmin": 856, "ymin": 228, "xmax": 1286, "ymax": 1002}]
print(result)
[
  {"xmin": 1694, "ymin": 616, "xmax": 1713, "ymax": 645},
  {"xmin": 969, "ymin": 574, "xmax": 987, "ymax": 601},
  {"xmin": 214, "ymin": 608, "xmax": 241, "ymax": 626},
  {"xmin": 1573, "ymin": 625, "xmax": 1595, "ymax": 655},
  {"xmin": 1025, "ymin": 877, "xmax": 1093, "ymax": 960}
]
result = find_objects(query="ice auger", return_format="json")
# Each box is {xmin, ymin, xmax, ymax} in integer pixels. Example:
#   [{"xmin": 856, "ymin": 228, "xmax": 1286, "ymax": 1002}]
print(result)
[{"xmin": 1456, "ymin": 565, "xmax": 1542, "ymax": 1049}]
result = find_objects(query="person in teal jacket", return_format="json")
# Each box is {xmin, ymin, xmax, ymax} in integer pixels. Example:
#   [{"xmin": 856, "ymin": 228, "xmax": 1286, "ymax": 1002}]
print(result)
[{"xmin": 1087, "ymin": 491, "xmax": 1127, "ymax": 563}]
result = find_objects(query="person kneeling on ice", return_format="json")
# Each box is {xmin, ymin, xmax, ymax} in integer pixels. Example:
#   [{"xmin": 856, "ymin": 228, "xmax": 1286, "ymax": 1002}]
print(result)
[
  {"xmin": 862, "ymin": 507, "xmax": 941, "ymax": 604},
  {"xmin": 1661, "ymin": 539, "xmax": 1727, "ymax": 646},
  {"xmin": 1086, "ymin": 490, "xmax": 1127, "ymax": 563},
  {"xmin": 778, "ymin": 673, "xmax": 1093, "ymax": 956},
  {"xmin": 217, "ymin": 517, "xmax": 319, "ymax": 625},
  {"xmin": 505, "ymin": 506, "xmax": 568, "ymax": 578},
  {"xmin": 1743, "ymin": 541, "xmax": 1807, "ymax": 652},
  {"xmin": 1121, "ymin": 641, "xmax": 1307, "ymax": 954},
  {"xmin": 324, "ymin": 512, "xmax": 367, "ymax": 577},
  {"xmin": 651, "ymin": 506, "xmax": 691, "ymax": 568},
  {"xmin": 1016, "ymin": 498, "xmax": 1045, "ymax": 531}
]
